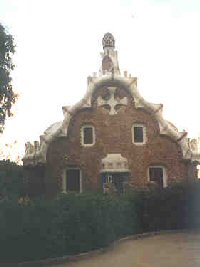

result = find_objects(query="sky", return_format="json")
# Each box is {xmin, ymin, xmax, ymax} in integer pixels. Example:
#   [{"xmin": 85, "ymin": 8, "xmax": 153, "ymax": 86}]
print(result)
[{"xmin": 0, "ymin": 0, "xmax": 200, "ymax": 161}]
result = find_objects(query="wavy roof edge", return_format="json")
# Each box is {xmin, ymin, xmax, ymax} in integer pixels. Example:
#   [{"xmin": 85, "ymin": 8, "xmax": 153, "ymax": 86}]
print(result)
[{"xmin": 23, "ymin": 73, "xmax": 200, "ymax": 166}]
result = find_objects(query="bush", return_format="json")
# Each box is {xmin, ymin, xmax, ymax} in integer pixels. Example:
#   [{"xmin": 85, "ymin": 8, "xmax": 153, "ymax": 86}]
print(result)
[
  {"xmin": 0, "ymin": 160, "xmax": 24, "ymax": 199},
  {"xmin": 0, "ymin": 192, "xmax": 140, "ymax": 263},
  {"xmin": 0, "ymin": 181, "xmax": 200, "ymax": 263},
  {"xmin": 137, "ymin": 184, "xmax": 188, "ymax": 231}
]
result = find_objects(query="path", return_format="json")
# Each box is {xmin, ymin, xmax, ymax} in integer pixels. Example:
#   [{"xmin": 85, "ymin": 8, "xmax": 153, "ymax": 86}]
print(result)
[{"xmin": 49, "ymin": 232, "xmax": 200, "ymax": 267}]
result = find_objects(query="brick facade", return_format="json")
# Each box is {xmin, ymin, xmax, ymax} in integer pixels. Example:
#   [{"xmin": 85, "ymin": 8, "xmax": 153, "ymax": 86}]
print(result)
[
  {"xmin": 44, "ymin": 84, "xmax": 189, "ymax": 195},
  {"xmin": 23, "ymin": 33, "xmax": 198, "ymax": 197}
]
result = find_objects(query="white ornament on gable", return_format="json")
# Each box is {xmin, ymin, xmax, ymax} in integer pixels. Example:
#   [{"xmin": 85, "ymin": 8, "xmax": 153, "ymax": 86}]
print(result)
[
  {"xmin": 190, "ymin": 139, "xmax": 199, "ymax": 153},
  {"xmin": 25, "ymin": 142, "xmax": 34, "ymax": 155},
  {"xmin": 97, "ymin": 87, "xmax": 128, "ymax": 115}
]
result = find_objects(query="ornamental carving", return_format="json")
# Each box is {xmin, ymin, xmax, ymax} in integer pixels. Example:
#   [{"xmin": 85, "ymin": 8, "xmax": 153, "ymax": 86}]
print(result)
[
  {"xmin": 102, "ymin": 32, "xmax": 115, "ymax": 48},
  {"xmin": 97, "ymin": 87, "xmax": 127, "ymax": 115}
]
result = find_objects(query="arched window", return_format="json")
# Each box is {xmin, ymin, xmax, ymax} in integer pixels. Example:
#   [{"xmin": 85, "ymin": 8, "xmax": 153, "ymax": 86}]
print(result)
[
  {"xmin": 148, "ymin": 166, "xmax": 167, "ymax": 188},
  {"xmin": 81, "ymin": 125, "xmax": 95, "ymax": 146},
  {"xmin": 132, "ymin": 124, "xmax": 146, "ymax": 145}
]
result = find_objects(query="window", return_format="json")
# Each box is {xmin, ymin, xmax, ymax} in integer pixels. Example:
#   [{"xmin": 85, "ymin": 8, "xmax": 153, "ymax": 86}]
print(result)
[
  {"xmin": 62, "ymin": 168, "xmax": 82, "ymax": 193},
  {"xmin": 81, "ymin": 125, "xmax": 95, "ymax": 146},
  {"xmin": 102, "ymin": 56, "xmax": 113, "ymax": 72},
  {"xmin": 148, "ymin": 166, "xmax": 167, "ymax": 188},
  {"xmin": 132, "ymin": 124, "xmax": 146, "ymax": 144}
]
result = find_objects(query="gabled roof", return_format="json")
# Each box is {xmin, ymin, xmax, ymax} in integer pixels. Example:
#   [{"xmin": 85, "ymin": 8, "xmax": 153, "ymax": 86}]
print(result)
[{"xmin": 23, "ymin": 34, "xmax": 199, "ymax": 166}]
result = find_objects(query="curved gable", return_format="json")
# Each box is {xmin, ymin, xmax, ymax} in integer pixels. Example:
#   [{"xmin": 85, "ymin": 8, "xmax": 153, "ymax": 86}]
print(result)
[{"xmin": 23, "ymin": 36, "xmax": 197, "ymax": 166}]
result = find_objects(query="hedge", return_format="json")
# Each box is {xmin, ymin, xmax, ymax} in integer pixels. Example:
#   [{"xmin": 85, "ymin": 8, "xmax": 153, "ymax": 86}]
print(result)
[
  {"xmin": 0, "ymin": 181, "xmax": 199, "ymax": 263},
  {"xmin": 0, "ymin": 160, "xmax": 24, "ymax": 199}
]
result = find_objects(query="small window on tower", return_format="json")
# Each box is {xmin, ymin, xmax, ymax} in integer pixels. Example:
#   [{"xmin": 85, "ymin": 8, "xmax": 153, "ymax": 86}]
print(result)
[
  {"xmin": 132, "ymin": 124, "xmax": 146, "ymax": 144},
  {"xmin": 102, "ymin": 56, "xmax": 113, "ymax": 72},
  {"xmin": 81, "ymin": 125, "xmax": 95, "ymax": 146}
]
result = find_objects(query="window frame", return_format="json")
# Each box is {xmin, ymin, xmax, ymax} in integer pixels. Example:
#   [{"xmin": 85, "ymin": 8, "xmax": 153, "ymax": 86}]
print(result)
[
  {"xmin": 148, "ymin": 166, "xmax": 167, "ymax": 188},
  {"xmin": 81, "ymin": 124, "xmax": 95, "ymax": 147},
  {"xmin": 132, "ymin": 123, "xmax": 146, "ymax": 145}
]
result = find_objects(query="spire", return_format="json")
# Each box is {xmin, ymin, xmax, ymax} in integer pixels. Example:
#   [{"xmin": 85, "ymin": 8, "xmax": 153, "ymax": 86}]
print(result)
[{"xmin": 100, "ymin": 33, "xmax": 120, "ymax": 75}]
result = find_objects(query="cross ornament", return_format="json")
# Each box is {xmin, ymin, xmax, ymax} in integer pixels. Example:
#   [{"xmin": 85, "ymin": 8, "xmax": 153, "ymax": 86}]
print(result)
[{"xmin": 97, "ymin": 87, "xmax": 128, "ymax": 115}]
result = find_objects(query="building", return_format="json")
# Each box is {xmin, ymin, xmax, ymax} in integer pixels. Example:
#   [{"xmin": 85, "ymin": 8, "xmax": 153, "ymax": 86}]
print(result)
[{"xmin": 23, "ymin": 33, "xmax": 200, "ymax": 196}]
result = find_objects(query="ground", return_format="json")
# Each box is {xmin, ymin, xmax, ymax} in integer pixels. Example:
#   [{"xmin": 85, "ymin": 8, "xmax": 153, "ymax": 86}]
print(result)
[{"xmin": 49, "ymin": 232, "xmax": 200, "ymax": 267}]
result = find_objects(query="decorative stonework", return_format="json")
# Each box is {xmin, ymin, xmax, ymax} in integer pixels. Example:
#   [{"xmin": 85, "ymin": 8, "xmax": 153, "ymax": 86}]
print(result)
[
  {"xmin": 102, "ymin": 33, "xmax": 115, "ymax": 49},
  {"xmin": 97, "ymin": 87, "xmax": 127, "ymax": 115},
  {"xmin": 101, "ymin": 154, "xmax": 130, "ymax": 173},
  {"xmin": 25, "ymin": 142, "xmax": 34, "ymax": 155},
  {"xmin": 190, "ymin": 139, "xmax": 199, "ymax": 153},
  {"xmin": 24, "ymin": 121, "xmax": 63, "ymax": 165},
  {"xmin": 100, "ymin": 33, "xmax": 120, "ymax": 76}
]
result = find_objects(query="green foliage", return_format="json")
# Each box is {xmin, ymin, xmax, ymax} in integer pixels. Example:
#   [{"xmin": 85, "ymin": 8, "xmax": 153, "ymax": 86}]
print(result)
[
  {"xmin": 0, "ymin": 192, "xmax": 140, "ymax": 263},
  {"xmin": 0, "ymin": 23, "xmax": 16, "ymax": 132},
  {"xmin": 0, "ymin": 160, "xmax": 24, "ymax": 198},
  {"xmin": 136, "ymin": 183, "xmax": 188, "ymax": 231},
  {"xmin": 0, "ymin": 182, "xmax": 199, "ymax": 263}
]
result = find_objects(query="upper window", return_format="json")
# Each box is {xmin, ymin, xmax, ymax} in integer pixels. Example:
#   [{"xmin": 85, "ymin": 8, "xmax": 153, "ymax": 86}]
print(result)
[
  {"xmin": 148, "ymin": 166, "xmax": 167, "ymax": 188},
  {"xmin": 81, "ymin": 125, "xmax": 95, "ymax": 146},
  {"xmin": 132, "ymin": 124, "xmax": 146, "ymax": 144}
]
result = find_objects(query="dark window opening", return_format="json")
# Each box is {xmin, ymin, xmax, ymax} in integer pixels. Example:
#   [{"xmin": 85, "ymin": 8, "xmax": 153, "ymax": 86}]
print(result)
[
  {"xmin": 66, "ymin": 169, "xmax": 80, "ymax": 192},
  {"xmin": 83, "ymin": 127, "xmax": 94, "ymax": 145},
  {"xmin": 149, "ymin": 167, "xmax": 164, "ymax": 188},
  {"xmin": 134, "ymin": 126, "xmax": 144, "ymax": 143}
]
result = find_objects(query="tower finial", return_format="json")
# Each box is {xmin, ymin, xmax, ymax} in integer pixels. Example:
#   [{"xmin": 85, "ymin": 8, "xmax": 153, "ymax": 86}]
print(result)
[
  {"xmin": 100, "ymin": 33, "xmax": 120, "ymax": 75},
  {"xmin": 102, "ymin": 33, "xmax": 115, "ymax": 49}
]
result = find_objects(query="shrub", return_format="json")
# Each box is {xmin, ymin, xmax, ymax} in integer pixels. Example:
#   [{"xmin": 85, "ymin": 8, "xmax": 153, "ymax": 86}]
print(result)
[
  {"xmin": 0, "ymin": 181, "xmax": 199, "ymax": 263},
  {"xmin": 0, "ymin": 192, "xmax": 140, "ymax": 262},
  {"xmin": 0, "ymin": 160, "xmax": 24, "ymax": 199}
]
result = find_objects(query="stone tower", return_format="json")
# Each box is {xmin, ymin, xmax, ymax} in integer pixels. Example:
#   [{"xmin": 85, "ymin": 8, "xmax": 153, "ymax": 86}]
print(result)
[{"xmin": 100, "ymin": 33, "xmax": 120, "ymax": 75}]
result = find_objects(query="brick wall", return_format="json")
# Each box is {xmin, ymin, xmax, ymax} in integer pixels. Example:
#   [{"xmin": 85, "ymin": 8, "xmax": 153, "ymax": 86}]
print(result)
[{"xmin": 45, "ymin": 85, "xmax": 188, "ymax": 194}]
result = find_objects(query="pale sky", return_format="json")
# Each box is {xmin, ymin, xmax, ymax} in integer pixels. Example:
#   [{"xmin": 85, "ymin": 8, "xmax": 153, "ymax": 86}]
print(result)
[{"xmin": 0, "ymin": 0, "xmax": 200, "ymax": 161}]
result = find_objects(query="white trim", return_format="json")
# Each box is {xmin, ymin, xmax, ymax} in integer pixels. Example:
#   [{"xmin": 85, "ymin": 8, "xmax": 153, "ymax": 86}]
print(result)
[
  {"xmin": 62, "ymin": 167, "xmax": 82, "ymax": 193},
  {"xmin": 101, "ymin": 153, "xmax": 130, "ymax": 173},
  {"xmin": 147, "ymin": 166, "xmax": 167, "ymax": 188},
  {"xmin": 80, "ymin": 169, "xmax": 83, "ymax": 193},
  {"xmin": 106, "ymin": 175, "xmax": 113, "ymax": 183},
  {"xmin": 132, "ymin": 124, "xmax": 147, "ymax": 145},
  {"xmin": 100, "ymin": 169, "xmax": 131, "ymax": 173},
  {"xmin": 197, "ymin": 164, "xmax": 200, "ymax": 179},
  {"xmin": 62, "ymin": 169, "xmax": 66, "ymax": 193},
  {"xmin": 81, "ymin": 125, "xmax": 95, "ymax": 147}
]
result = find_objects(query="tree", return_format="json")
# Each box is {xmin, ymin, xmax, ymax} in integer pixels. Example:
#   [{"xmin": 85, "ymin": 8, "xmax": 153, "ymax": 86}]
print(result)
[{"xmin": 0, "ymin": 23, "xmax": 16, "ymax": 133}]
